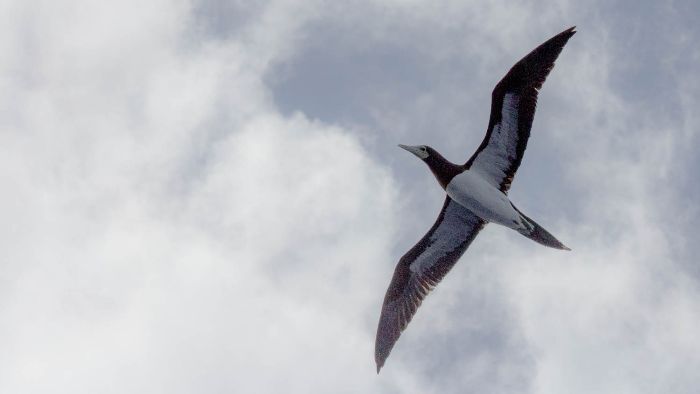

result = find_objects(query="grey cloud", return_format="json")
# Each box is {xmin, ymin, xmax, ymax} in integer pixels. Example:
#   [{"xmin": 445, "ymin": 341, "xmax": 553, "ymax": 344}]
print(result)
[{"xmin": 1, "ymin": 0, "xmax": 700, "ymax": 393}]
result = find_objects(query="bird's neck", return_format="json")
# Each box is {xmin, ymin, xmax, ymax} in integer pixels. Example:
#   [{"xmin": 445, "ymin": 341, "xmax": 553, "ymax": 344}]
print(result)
[{"xmin": 425, "ymin": 153, "xmax": 463, "ymax": 190}]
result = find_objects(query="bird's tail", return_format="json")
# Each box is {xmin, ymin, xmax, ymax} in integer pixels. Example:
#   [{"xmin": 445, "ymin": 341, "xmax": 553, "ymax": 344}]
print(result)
[{"xmin": 514, "ymin": 207, "xmax": 570, "ymax": 251}]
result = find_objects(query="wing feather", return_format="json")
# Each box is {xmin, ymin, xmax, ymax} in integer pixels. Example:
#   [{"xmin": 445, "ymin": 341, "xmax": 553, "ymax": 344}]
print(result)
[
  {"xmin": 375, "ymin": 197, "xmax": 486, "ymax": 372},
  {"xmin": 467, "ymin": 27, "xmax": 576, "ymax": 193}
]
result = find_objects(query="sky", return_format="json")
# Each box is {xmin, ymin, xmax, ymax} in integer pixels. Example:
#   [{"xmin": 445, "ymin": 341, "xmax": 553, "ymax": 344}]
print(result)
[{"xmin": 1, "ymin": 1, "xmax": 699, "ymax": 393}]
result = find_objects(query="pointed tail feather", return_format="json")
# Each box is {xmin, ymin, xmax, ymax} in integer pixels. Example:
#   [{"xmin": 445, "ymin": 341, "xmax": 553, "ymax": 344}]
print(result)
[{"xmin": 515, "ymin": 209, "xmax": 570, "ymax": 250}]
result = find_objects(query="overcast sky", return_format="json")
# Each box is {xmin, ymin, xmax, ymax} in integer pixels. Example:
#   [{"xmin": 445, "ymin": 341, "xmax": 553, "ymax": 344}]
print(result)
[{"xmin": 1, "ymin": 1, "xmax": 699, "ymax": 393}]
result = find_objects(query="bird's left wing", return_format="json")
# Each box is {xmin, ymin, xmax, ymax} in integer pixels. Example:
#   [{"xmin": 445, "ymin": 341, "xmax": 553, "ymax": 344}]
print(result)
[
  {"xmin": 466, "ymin": 27, "xmax": 576, "ymax": 193},
  {"xmin": 375, "ymin": 197, "xmax": 486, "ymax": 372}
]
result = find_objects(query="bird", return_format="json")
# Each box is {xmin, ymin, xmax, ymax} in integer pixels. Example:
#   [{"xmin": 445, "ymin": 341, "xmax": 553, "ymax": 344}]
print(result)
[{"xmin": 375, "ymin": 27, "xmax": 576, "ymax": 373}]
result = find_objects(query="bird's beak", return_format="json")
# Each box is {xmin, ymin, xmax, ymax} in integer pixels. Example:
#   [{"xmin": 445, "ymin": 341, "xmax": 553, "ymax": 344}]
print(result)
[{"xmin": 398, "ymin": 144, "xmax": 426, "ymax": 159}]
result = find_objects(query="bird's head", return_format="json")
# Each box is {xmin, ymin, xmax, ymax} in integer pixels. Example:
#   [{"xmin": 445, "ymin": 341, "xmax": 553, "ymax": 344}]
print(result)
[
  {"xmin": 398, "ymin": 144, "xmax": 461, "ymax": 190},
  {"xmin": 398, "ymin": 144, "xmax": 432, "ymax": 160}
]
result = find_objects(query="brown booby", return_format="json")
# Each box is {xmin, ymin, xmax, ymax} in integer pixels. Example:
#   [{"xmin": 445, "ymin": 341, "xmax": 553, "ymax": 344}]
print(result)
[{"xmin": 375, "ymin": 27, "xmax": 576, "ymax": 373}]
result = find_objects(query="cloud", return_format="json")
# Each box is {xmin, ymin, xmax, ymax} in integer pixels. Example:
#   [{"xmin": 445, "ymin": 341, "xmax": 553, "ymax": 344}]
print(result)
[
  {"xmin": 0, "ymin": 1, "xmax": 409, "ymax": 392},
  {"xmin": 2, "ymin": 0, "xmax": 700, "ymax": 393},
  {"xmin": 260, "ymin": 1, "xmax": 700, "ymax": 392}
]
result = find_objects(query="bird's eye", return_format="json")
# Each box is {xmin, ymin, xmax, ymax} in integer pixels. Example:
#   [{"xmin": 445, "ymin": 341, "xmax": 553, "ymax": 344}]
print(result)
[{"xmin": 421, "ymin": 147, "xmax": 427, "ymax": 152}]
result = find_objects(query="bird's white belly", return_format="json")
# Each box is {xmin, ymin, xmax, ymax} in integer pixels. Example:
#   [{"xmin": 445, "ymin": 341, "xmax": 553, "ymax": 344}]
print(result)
[{"xmin": 445, "ymin": 170, "xmax": 521, "ymax": 228}]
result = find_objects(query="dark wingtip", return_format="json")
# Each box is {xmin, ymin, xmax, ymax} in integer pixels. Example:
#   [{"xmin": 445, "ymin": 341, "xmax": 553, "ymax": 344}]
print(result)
[
  {"xmin": 552, "ymin": 239, "xmax": 571, "ymax": 251},
  {"xmin": 554, "ymin": 26, "xmax": 577, "ymax": 45},
  {"xmin": 553, "ymin": 238, "xmax": 571, "ymax": 251},
  {"xmin": 560, "ymin": 26, "xmax": 577, "ymax": 41},
  {"xmin": 556, "ymin": 243, "xmax": 572, "ymax": 251},
  {"xmin": 561, "ymin": 26, "xmax": 576, "ymax": 35},
  {"xmin": 547, "ymin": 26, "xmax": 576, "ymax": 47}
]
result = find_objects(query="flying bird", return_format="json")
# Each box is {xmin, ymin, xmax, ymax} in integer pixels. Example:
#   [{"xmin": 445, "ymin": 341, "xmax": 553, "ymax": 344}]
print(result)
[{"xmin": 375, "ymin": 27, "xmax": 576, "ymax": 373}]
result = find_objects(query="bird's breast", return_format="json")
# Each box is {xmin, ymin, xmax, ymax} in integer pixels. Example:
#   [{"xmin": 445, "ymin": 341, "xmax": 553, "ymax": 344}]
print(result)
[{"xmin": 445, "ymin": 170, "xmax": 521, "ymax": 228}]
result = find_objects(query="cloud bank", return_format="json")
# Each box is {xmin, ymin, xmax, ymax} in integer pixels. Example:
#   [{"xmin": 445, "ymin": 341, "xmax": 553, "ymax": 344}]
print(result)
[{"xmin": 1, "ymin": 1, "xmax": 699, "ymax": 393}]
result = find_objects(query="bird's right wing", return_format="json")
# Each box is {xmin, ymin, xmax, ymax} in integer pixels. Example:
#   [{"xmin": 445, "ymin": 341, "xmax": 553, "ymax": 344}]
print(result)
[
  {"xmin": 375, "ymin": 197, "xmax": 486, "ymax": 372},
  {"xmin": 466, "ymin": 27, "xmax": 576, "ymax": 193}
]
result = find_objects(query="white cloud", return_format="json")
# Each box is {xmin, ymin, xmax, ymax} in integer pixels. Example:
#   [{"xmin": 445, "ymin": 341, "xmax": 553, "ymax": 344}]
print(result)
[
  {"xmin": 2, "ymin": 1, "xmax": 700, "ymax": 393},
  {"xmin": 0, "ymin": 1, "xmax": 417, "ymax": 393}
]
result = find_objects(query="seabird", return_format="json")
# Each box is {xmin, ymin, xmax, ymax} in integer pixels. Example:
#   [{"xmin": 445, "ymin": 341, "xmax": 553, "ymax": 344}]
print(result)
[{"xmin": 375, "ymin": 27, "xmax": 576, "ymax": 373}]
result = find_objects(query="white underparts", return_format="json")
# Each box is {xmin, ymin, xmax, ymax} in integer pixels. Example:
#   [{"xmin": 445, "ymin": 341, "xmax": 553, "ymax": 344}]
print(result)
[
  {"xmin": 408, "ymin": 201, "xmax": 479, "ymax": 273},
  {"xmin": 446, "ymin": 169, "xmax": 523, "ymax": 229},
  {"xmin": 470, "ymin": 93, "xmax": 520, "ymax": 188}
]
